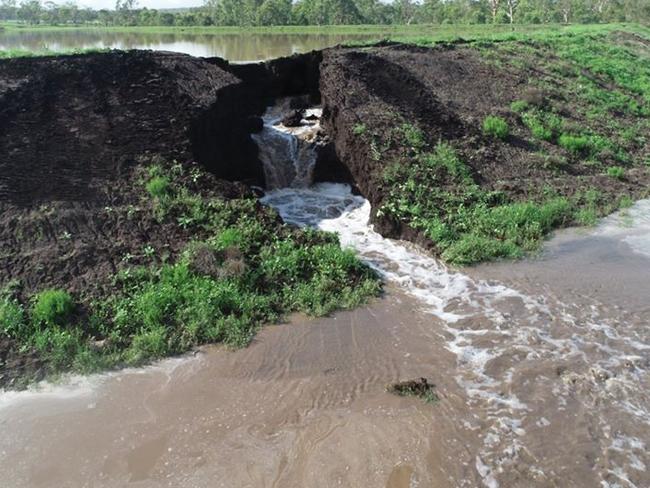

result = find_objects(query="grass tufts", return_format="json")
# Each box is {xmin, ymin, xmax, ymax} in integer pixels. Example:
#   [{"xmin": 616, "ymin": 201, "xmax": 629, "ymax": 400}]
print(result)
[{"xmin": 482, "ymin": 115, "xmax": 510, "ymax": 139}]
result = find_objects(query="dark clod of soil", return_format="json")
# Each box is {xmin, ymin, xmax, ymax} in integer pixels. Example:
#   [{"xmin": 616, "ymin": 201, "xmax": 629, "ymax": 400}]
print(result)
[
  {"xmin": 388, "ymin": 377, "xmax": 438, "ymax": 403},
  {"xmin": 282, "ymin": 109, "xmax": 305, "ymax": 127}
]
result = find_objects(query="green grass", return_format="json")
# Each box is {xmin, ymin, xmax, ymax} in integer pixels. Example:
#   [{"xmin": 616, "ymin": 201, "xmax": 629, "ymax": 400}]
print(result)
[
  {"xmin": 145, "ymin": 175, "xmax": 171, "ymax": 199},
  {"xmin": 0, "ymin": 47, "xmax": 109, "ymax": 59},
  {"xmin": 31, "ymin": 289, "xmax": 75, "ymax": 328},
  {"xmin": 0, "ymin": 161, "xmax": 381, "ymax": 384},
  {"xmin": 0, "ymin": 296, "xmax": 26, "ymax": 339},
  {"xmin": 558, "ymin": 134, "xmax": 591, "ymax": 155},
  {"xmin": 482, "ymin": 115, "xmax": 509, "ymax": 139},
  {"xmin": 378, "ymin": 126, "xmax": 638, "ymax": 265},
  {"xmin": 606, "ymin": 166, "xmax": 626, "ymax": 179}
]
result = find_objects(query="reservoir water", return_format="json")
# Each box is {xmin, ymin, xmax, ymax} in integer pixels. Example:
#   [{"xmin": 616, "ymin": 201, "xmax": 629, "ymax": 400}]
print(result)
[{"xmin": 0, "ymin": 30, "xmax": 380, "ymax": 62}]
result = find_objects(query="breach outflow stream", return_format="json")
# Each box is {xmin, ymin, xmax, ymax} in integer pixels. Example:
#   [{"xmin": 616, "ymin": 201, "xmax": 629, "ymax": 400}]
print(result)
[{"xmin": 0, "ymin": 104, "xmax": 648, "ymax": 488}]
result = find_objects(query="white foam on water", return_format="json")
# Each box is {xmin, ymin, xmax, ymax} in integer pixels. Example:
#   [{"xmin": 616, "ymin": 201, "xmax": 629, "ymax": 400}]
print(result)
[
  {"xmin": 598, "ymin": 199, "xmax": 650, "ymax": 258},
  {"xmin": 261, "ymin": 183, "xmax": 650, "ymax": 488}
]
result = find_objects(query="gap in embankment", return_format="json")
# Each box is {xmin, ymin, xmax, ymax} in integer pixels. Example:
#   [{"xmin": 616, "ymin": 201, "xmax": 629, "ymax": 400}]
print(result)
[{"xmin": 187, "ymin": 50, "xmax": 353, "ymax": 190}]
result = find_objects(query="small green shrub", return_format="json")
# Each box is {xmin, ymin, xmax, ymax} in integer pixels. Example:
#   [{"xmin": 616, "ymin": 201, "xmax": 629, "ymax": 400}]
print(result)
[
  {"xmin": 531, "ymin": 122, "xmax": 553, "ymax": 141},
  {"xmin": 482, "ymin": 116, "xmax": 510, "ymax": 139},
  {"xmin": 31, "ymin": 289, "xmax": 75, "ymax": 328},
  {"xmin": 510, "ymin": 100, "xmax": 529, "ymax": 113},
  {"xmin": 575, "ymin": 207, "xmax": 598, "ymax": 226},
  {"xmin": 0, "ymin": 298, "xmax": 26, "ymax": 339},
  {"xmin": 618, "ymin": 195, "xmax": 633, "ymax": 208},
  {"xmin": 559, "ymin": 134, "xmax": 591, "ymax": 154},
  {"xmin": 401, "ymin": 123, "xmax": 426, "ymax": 150},
  {"xmin": 606, "ymin": 166, "xmax": 626, "ymax": 180},
  {"xmin": 442, "ymin": 234, "xmax": 522, "ymax": 265},
  {"xmin": 353, "ymin": 123, "xmax": 367, "ymax": 135},
  {"xmin": 146, "ymin": 176, "xmax": 171, "ymax": 199},
  {"xmin": 128, "ymin": 325, "xmax": 170, "ymax": 363},
  {"xmin": 32, "ymin": 328, "xmax": 85, "ymax": 370},
  {"xmin": 420, "ymin": 142, "xmax": 471, "ymax": 182}
]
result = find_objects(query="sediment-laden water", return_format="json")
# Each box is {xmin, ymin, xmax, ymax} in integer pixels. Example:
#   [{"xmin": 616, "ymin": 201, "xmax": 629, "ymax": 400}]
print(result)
[
  {"xmin": 262, "ymin": 183, "xmax": 650, "ymax": 488},
  {"xmin": 0, "ymin": 105, "xmax": 648, "ymax": 488}
]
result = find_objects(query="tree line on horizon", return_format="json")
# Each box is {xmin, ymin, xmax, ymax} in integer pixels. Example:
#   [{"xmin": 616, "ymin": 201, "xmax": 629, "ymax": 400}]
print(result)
[{"xmin": 1, "ymin": 0, "xmax": 648, "ymax": 27}]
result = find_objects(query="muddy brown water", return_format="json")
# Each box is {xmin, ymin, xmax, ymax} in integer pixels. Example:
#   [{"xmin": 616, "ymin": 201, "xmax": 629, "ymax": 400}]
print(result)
[
  {"xmin": 1, "ymin": 204, "xmax": 649, "ymax": 487},
  {"xmin": 0, "ymin": 31, "xmax": 379, "ymax": 61},
  {"xmin": 2, "ymin": 104, "xmax": 649, "ymax": 487}
]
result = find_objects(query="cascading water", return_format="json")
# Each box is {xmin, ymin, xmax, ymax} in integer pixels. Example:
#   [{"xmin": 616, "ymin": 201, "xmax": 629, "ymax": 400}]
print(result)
[
  {"xmin": 256, "ymin": 102, "xmax": 650, "ymax": 488},
  {"xmin": 252, "ymin": 100, "xmax": 322, "ymax": 189}
]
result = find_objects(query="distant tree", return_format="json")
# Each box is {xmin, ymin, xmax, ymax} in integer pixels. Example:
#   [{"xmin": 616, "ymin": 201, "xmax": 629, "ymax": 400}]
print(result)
[
  {"xmin": 328, "ymin": 0, "xmax": 363, "ymax": 24},
  {"xmin": 393, "ymin": 0, "xmax": 417, "ymax": 24},
  {"xmin": 17, "ymin": 0, "xmax": 43, "ymax": 24},
  {"xmin": 504, "ymin": 0, "xmax": 518, "ymax": 22},
  {"xmin": 159, "ymin": 11, "xmax": 174, "ymax": 25},
  {"xmin": 257, "ymin": 0, "xmax": 291, "ymax": 25},
  {"xmin": 487, "ymin": 0, "xmax": 500, "ymax": 22},
  {"xmin": 97, "ymin": 8, "xmax": 112, "ymax": 25},
  {"xmin": 355, "ymin": 0, "xmax": 383, "ymax": 23},
  {"xmin": 292, "ymin": 0, "xmax": 328, "ymax": 25},
  {"xmin": 0, "ymin": 0, "xmax": 18, "ymax": 20}
]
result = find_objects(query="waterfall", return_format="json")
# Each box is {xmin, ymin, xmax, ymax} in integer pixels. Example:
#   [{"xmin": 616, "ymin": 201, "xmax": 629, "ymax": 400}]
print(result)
[{"xmin": 252, "ymin": 100, "xmax": 322, "ymax": 190}]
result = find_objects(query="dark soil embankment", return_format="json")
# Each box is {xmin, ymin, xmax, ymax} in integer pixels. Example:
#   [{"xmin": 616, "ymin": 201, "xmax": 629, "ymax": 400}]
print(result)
[
  {"xmin": 0, "ymin": 48, "xmax": 373, "ymax": 388},
  {"xmin": 317, "ymin": 41, "xmax": 650, "ymax": 246},
  {"xmin": 1, "ymin": 32, "xmax": 649, "ymax": 387},
  {"xmin": 0, "ymin": 51, "xmax": 255, "ymax": 299}
]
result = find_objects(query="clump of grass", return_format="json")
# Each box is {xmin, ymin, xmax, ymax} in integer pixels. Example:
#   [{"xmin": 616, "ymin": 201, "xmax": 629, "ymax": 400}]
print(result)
[
  {"xmin": 521, "ymin": 109, "xmax": 562, "ymax": 142},
  {"xmin": 388, "ymin": 377, "xmax": 438, "ymax": 404},
  {"xmin": 31, "ymin": 289, "xmax": 75, "ymax": 328},
  {"xmin": 400, "ymin": 123, "xmax": 426, "ymax": 151},
  {"xmin": 558, "ymin": 134, "xmax": 591, "ymax": 155},
  {"xmin": 482, "ymin": 115, "xmax": 509, "ymax": 139},
  {"xmin": 606, "ymin": 166, "xmax": 626, "ymax": 180},
  {"xmin": 618, "ymin": 195, "xmax": 633, "ymax": 208},
  {"xmin": 352, "ymin": 123, "xmax": 367, "ymax": 135},
  {"xmin": 510, "ymin": 100, "xmax": 529, "ymax": 113},
  {"xmin": 146, "ymin": 175, "xmax": 170, "ymax": 199},
  {"xmin": 0, "ymin": 297, "xmax": 26, "ymax": 339}
]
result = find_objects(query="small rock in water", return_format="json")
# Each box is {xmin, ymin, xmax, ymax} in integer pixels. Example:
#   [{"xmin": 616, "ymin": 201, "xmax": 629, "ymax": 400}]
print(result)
[{"xmin": 282, "ymin": 109, "xmax": 304, "ymax": 127}]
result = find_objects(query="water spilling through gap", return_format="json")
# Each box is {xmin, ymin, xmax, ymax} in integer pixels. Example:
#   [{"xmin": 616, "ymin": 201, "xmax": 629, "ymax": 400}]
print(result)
[
  {"xmin": 252, "ymin": 100, "xmax": 322, "ymax": 189},
  {"xmin": 1, "ymin": 102, "xmax": 649, "ymax": 488},
  {"xmin": 258, "ymin": 102, "xmax": 650, "ymax": 487}
]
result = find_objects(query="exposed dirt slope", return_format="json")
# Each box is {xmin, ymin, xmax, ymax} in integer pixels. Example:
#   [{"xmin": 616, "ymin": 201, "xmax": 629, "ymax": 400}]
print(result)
[
  {"xmin": 318, "ymin": 42, "xmax": 650, "ymax": 241},
  {"xmin": 0, "ymin": 51, "xmax": 259, "ymax": 299}
]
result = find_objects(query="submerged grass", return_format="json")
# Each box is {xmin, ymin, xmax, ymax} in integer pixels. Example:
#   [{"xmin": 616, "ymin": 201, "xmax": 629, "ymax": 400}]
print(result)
[{"xmin": 0, "ymin": 161, "xmax": 381, "ymax": 384}]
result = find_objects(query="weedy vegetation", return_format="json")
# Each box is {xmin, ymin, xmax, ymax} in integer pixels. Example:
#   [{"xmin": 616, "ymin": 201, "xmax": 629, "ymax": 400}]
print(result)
[
  {"xmin": 0, "ymin": 161, "xmax": 381, "ymax": 383},
  {"xmin": 482, "ymin": 115, "xmax": 510, "ymax": 139}
]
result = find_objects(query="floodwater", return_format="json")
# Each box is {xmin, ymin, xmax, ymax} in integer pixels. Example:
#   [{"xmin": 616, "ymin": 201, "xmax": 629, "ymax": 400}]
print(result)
[
  {"xmin": 0, "ymin": 30, "xmax": 379, "ymax": 62},
  {"xmin": 1, "ymin": 107, "xmax": 649, "ymax": 487},
  {"xmin": 1, "ymin": 190, "xmax": 648, "ymax": 487}
]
